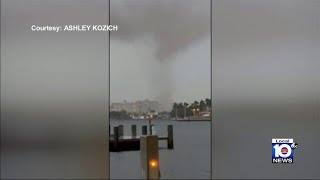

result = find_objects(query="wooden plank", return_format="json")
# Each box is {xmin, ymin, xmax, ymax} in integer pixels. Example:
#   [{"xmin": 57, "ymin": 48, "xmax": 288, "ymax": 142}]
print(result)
[
  {"xmin": 158, "ymin": 137, "xmax": 168, "ymax": 140},
  {"xmin": 110, "ymin": 137, "xmax": 167, "ymax": 141},
  {"xmin": 110, "ymin": 140, "xmax": 140, "ymax": 152}
]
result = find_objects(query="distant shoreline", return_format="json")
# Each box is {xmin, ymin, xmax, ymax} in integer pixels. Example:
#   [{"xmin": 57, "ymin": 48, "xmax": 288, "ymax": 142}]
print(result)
[
  {"xmin": 174, "ymin": 119, "xmax": 211, "ymax": 122},
  {"xmin": 110, "ymin": 118, "xmax": 211, "ymax": 121}
]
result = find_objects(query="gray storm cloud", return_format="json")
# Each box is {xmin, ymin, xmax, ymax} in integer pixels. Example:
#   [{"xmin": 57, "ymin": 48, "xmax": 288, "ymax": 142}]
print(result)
[
  {"xmin": 110, "ymin": 0, "xmax": 210, "ymax": 109},
  {"xmin": 111, "ymin": 0, "xmax": 210, "ymax": 60},
  {"xmin": 212, "ymin": 0, "xmax": 320, "ymax": 109}
]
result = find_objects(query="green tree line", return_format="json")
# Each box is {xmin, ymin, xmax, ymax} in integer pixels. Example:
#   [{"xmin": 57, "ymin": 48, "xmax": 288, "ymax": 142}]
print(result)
[{"xmin": 170, "ymin": 98, "xmax": 211, "ymax": 118}]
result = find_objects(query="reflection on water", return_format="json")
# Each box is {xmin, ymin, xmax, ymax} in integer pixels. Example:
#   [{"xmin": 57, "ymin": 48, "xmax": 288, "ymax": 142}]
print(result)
[{"xmin": 110, "ymin": 119, "xmax": 211, "ymax": 179}]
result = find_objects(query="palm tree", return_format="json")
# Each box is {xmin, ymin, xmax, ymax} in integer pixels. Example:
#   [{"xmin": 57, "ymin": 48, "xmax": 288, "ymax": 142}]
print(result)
[
  {"xmin": 194, "ymin": 101, "xmax": 200, "ymax": 115},
  {"xmin": 205, "ymin": 98, "xmax": 211, "ymax": 112},
  {"xmin": 178, "ymin": 103, "xmax": 184, "ymax": 117},
  {"xmin": 205, "ymin": 98, "xmax": 211, "ymax": 108},
  {"xmin": 189, "ymin": 103, "xmax": 195, "ymax": 116},
  {"xmin": 200, "ymin": 100, "xmax": 206, "ymax": 112},
  {"xmin": 183, "ymin": 102, "xmax": 189, "ymax": 118},
  {"xmin": 171, "ymin": 103, "xmax": 178, "ymax": 118}
]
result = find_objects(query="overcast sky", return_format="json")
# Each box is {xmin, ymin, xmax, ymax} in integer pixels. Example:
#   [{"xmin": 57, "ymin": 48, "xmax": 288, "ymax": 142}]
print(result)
[
  {"xmin": 110, "ymin": 0, "xmax": 211, "ymax": 110},
  {"xmin": 212, "ymin": 0, "xmax": 320, "ymax": 108}
]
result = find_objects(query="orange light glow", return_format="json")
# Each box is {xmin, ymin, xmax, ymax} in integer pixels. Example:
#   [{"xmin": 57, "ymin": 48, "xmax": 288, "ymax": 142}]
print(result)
[{"xmin": 150, "ymin": 160, "xmax": 158, "ymax": 167}]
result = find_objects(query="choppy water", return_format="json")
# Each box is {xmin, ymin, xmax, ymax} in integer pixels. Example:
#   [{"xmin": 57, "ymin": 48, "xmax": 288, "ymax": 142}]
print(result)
[{"xmin": 110, "ymin": 119, "xmax": 211, "ymax": 179}]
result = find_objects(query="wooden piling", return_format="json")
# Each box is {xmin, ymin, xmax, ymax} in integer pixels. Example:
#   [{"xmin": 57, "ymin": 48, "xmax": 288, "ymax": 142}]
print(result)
[
  {"xmin": 118, "ymin": 125, "xmax": 124, "ymax": 138},
  {"xmin": 140, "ymin": 135, "xmax": 160, "ymax": 179},
  {"xmin": 167, "ymin": 125, "xmax": 174, "ymax": 149},
  {"xmin": 131, "ymin": 125, "xmax": 137, "ymax": 137},
  {"xmin": 114, "ymin": 126, "xmax": 119, "ymax": 149},
  {"xmin": 142, "ymin": 125, "xmax": 147, "ymax": 135}
]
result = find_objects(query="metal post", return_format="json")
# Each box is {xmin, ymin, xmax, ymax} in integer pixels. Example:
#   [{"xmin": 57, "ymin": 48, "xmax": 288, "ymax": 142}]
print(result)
[
  {"xmin": 140, "ymin": 135, "xmax": 160, "ymax": 180},
  {"xmin": 167, "ymin": 125, "xmax": 174, "ymax": 149},
  {"xmin": 131, "ymin": 125, "xmax": 137, "ymax": 137}
]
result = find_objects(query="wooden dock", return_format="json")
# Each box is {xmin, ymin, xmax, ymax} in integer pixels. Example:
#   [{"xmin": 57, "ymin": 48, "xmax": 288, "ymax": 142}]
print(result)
[{"xmin": 109, "ymin": 125, "xmax": 174, "ymax": 152}]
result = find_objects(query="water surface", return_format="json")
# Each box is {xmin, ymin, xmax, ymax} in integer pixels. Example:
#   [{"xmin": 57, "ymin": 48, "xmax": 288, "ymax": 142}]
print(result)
[{"xmin": 110, "ymin": 119, "xmax": 211, "ymax": 179}]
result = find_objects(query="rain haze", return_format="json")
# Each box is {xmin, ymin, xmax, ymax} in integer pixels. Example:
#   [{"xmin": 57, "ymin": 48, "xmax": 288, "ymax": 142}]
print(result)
[
  {"xmin": 212, "ymin": 0, "xmax": 320, "ymax": 179},
  {"xmin": 1, "ymin": 0, "xmax": 109, "ymax": 179},
  {"xmin": 110, "ymin": 0, "xmax": 211, "ymax": 110}
]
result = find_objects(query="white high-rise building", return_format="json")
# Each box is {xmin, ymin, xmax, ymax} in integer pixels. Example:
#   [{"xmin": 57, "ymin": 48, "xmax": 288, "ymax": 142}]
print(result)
[{"xmin": 110, "ymin": 99, "xmax": 164, "ymax": 113}]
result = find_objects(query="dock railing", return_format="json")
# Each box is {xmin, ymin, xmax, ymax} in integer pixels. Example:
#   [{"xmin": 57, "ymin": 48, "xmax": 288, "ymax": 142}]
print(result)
[{"xmin": 109, "ymin": 124, "xmax": 174, "ymax": 152}]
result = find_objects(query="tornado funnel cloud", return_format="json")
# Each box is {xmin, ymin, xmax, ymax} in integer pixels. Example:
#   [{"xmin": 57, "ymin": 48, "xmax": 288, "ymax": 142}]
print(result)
[{"xmin": 110, "ymin": 0, "xmax": 210, "ymax": 109}]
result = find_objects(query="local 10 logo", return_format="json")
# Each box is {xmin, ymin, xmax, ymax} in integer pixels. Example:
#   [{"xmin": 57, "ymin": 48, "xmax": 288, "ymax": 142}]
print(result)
[{"xmin": 272, "ymin": 138, "xmax": 298, "ymax": 163}]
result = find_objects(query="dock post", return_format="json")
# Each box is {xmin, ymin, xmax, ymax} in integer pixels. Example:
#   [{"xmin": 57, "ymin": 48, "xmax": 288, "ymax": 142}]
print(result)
[
  {"xmin": 142, "ymin": 125, "xmax": 148, "ymax": 135},
  {"xmin": 167, "ymin": 125, "xmax": 174, "ymax": 149},
  {"xmin": 149, "ymin": 124, "xmax": 152, "ymax": 135},
  {"xmin": 118, "ymin": 125, "xmax": 124, "ymax": 138},
  {"xmin": 114, "ymin": 126, "xmax": 119, "ymax": 149},
  {"xmin": 131, "ymin": 125, "xmax": 137, "ymax": 137},
  {"xmin": 140, "ymin": 135, "xmax": 160, "ymax": 179}
]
